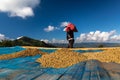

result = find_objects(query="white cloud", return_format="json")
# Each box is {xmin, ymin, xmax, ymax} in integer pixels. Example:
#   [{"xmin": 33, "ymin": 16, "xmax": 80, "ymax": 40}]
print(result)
[
  {"xmin": 51, "ymin": 38, "xmax": 67, "ymax": 43},
  {"xmin": 41, "ymin": 39, "xmax": 49, "ymax": 43},
  {"xmin": 110, "ymin": 35, "xmax": 120, "ymax": 41},
  {"xmin": 44, "ymin": 25, "xmax": 55, "ymax": 32},
  {"xmin": 0, "ymin": 33, "xmax": 8, "ymax": 41},
  {"xmin": 39, "ymin": 30, "xmax": 120, "ymax": 43},
  {"xmin": 0, "ymin": 0, "xmax": 40, "ymax": 19},
  {"xmin": 41, "ymin": 38, "xmax": 67, "ymax": 43},
  {"xmin": 76, "ymin": 30, "xmax": 120, "ymax": 42},
  {"xmin": 43, "ymin": 21, "xmax": 70, "ymax": 32},
  {"xmin": 60, "ymin": 21, "xmax": 69, "ymax": 27},
  {"xmin": 44, "ymin": 25, "xmax": 59, "ymax": 32}
]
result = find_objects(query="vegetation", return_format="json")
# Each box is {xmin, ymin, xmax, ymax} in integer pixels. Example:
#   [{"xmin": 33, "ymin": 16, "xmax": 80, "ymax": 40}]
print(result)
[
  {"xmin": 0, "ymin": 36, "xmax": 54, "ymax": 47},
  {"xmin": 98, "ymin": 44, "xmax": 104, "ymax": 48}
]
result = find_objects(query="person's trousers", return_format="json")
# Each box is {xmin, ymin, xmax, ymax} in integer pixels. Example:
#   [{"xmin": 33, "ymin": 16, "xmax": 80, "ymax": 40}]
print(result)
[{"xmin": 68, "ymin": 39, "xmax": 74, "ymax": 48}]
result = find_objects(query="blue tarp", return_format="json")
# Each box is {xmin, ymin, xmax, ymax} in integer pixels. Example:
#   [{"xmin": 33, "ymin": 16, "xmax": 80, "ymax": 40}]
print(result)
[{"xmin": 1, "ymin": 47, "xmax": 118, "ymax": 80}]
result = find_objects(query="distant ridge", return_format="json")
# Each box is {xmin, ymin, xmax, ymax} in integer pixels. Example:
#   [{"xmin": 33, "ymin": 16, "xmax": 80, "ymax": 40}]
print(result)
[
  {"xmin": 1, "ymin": 36, "xmax": 120, "ymax": 48},
  {"xmin": 0, "ymin": 36, "xmax": 54, "ymax": 47}
]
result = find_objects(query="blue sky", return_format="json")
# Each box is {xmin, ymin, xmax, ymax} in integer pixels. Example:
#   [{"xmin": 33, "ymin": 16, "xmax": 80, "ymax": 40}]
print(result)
[{"xmin": 0, "ymin": 0, "xmax": 120, "ymax": 43}]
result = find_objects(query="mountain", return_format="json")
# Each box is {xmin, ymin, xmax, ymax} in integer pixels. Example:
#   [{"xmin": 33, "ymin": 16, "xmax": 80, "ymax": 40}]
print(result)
[
  {"xmin": 0, "ymin": 36, "xmax": 54, "ymax": 47},
  {"xmin": 1, "ymin": 36, "xmax": 120, "ymax": 48}
]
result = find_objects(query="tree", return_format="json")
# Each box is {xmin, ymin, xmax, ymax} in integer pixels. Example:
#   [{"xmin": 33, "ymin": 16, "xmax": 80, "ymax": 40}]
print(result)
[
  {"xmin": 98, "ymin": 44, "xmax": 104, "ymax": 48},
  {"xmin": 0, "ymin": 40, "xmax": 14, "ymax": 47}
]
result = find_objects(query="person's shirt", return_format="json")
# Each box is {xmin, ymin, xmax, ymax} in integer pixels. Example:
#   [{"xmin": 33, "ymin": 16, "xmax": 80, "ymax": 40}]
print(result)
[{"xmin": 66, "ymin": 30, "xmax": 74, "ymax": 40}]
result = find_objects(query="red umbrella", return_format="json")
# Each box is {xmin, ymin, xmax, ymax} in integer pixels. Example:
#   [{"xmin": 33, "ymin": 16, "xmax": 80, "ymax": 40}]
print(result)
[{"xmin": 65, "ymin": 23, "xmax": 78, "ymax": 32}]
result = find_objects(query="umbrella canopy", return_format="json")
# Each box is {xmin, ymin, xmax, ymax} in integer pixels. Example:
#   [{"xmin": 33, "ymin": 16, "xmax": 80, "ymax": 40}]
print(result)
[{"xmin": 64, "ymin": 23, "xmax": 78, "ymax": 32}]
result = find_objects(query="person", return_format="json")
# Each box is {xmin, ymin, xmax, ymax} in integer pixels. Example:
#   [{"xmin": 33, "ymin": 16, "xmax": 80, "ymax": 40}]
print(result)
[{"xmin": 66, "ymin": 27, "xmax": 74, "ymax": 48}]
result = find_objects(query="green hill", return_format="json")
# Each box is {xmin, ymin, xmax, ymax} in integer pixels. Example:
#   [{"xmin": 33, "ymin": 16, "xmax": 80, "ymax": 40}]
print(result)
[{"xmin": 0, "ymin": 36, "xmax": 54, "ymax": 47}]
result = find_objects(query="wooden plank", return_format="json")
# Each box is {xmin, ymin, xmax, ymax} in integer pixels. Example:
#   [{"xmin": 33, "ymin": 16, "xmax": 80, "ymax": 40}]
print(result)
[
  {"xmin": 35, "ymin": 74, "xmax": 60, "ymax": 80},
  {"xmin": 108, "ymin": 71, "xmax": 120, "ymax": 80},
  {"xmin": 35, "ymin": 67, "xmax": 70, "ymax": 80},
  {"xmin": 59, "ymin": 62, "xmax": 86, "ymax": 80},
  {"xmin": 90, "ymin": 71, "xmax": 100, "ymax": 80},
  {"xmin": 82, "ymin": 60, "xmax": 109, "ymax": 80},
  {"xmin": 102, "ymin": 62, "xmax": 120, "ymax": 80},
  {"xmin": 12, "ymin": 60, "xmax": 120, "ymax": 80},
  {"xmin": 13, "ymin": 69, "xmax": 47, "ymax": 80}
]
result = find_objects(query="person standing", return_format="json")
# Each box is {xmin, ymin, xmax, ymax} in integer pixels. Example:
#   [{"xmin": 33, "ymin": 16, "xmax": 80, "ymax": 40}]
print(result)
[
  {"xmin": 63, "ymin": 22, "xmax": 78, "ymax": 48},
  {"xmin": 66, "ymin": 27, "xmax": 74, "ymax": 48}
]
